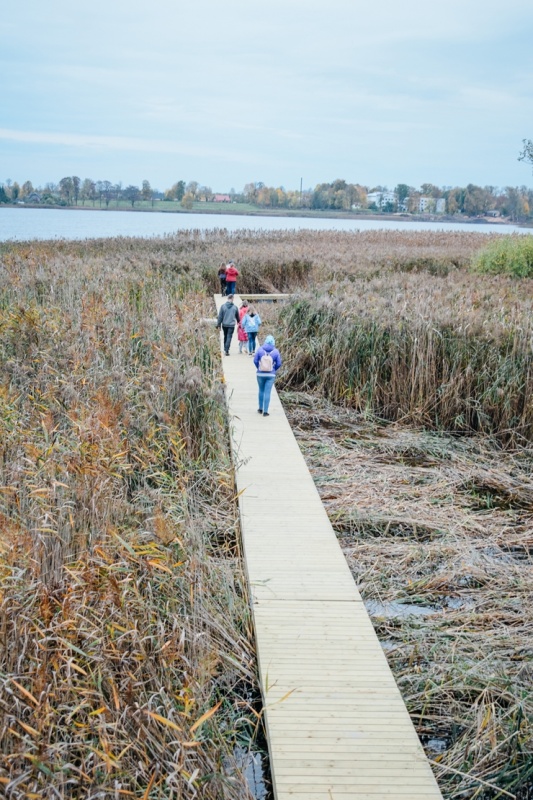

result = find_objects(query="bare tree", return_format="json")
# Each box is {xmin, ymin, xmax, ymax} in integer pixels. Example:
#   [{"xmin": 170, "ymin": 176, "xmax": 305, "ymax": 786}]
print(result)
[
  {"xmin": 59, "ymin": 177, "xmax": 74, "ymax": 204},
  {"xmin": 141, "ymin": 180, "xmax": 153, "ymax": 204},
  {"xmin": 518, "ymin": 139, "xmax": 533, "ymax": 172},
  {"xmin": 185, "ymin": 180, "xmax": 199, "ymax": 199},
  {"xmin": 72, "ymin": 176, "xmax": 81, "ymax": 205},
  {"xmin": 100, "ymin": 180, "xmax": 113, "ymax": 208},
  {"xmin": 123, "ymin": 184, "xmax": 140, "ymax": 207},
  {"xmin": 80, "ymin": 178, "xmax": 96, "ymax": 206},
  {"xmin": 114, "ymin": 182, "xmax": 123, "ymax": 207}
]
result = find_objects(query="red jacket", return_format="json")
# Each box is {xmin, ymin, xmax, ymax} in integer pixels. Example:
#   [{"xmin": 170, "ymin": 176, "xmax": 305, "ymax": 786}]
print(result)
[{"xmin": 225, "ymin": 265, "xmax": 239, "ymax": 281}]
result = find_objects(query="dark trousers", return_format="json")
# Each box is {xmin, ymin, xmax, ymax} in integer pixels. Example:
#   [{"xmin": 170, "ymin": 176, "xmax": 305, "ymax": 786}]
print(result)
[
  {"xmin": 219, "ymin": 278, "xmax": 227, "ymax": 294},
  {"xmin": 222, "ymin": 325, "xmax": 235, "ymax": 353}
]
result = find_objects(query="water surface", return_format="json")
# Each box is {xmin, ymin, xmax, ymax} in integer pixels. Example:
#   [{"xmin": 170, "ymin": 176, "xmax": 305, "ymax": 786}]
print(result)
[{"xmin": 0, "ymin": 207, "xmax": 528, "ymax": 241}]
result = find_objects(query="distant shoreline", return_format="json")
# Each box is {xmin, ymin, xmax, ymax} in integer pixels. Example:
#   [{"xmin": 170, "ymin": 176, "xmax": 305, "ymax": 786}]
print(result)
[{"xmin": 5, "ymin": 202, "xmax": 530, "ymax": 227}]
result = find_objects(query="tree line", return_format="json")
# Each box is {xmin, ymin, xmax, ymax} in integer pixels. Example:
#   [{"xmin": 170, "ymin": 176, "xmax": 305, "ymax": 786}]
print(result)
[
  {"xmin": 2, "ymin": 140, "xmax": 533, "ymax": 221},
  {"xmin": 0, "ymin": 178, "xmax": 161, "ymax": 209}
]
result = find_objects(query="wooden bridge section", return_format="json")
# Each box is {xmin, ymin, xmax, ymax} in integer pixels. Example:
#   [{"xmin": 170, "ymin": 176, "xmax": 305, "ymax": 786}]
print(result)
[{"xmin": 215, "ymin": 295, "xmax": 443, "ymax": 799}]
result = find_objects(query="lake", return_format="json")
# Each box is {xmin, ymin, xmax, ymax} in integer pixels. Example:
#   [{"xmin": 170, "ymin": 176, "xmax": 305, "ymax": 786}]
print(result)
[{"xmin": 0, "ymin": 206, "xmax": 529, "ymax": 241}]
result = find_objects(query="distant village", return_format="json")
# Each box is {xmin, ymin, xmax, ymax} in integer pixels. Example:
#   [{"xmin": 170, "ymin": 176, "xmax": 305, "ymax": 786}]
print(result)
[
  {"xmin": 1, "ymin": 176, "xmax": 532, "ymax": 220},
  {"xmin": 366, "ymin": 190, "xmax": 447, "ymax": 215}
]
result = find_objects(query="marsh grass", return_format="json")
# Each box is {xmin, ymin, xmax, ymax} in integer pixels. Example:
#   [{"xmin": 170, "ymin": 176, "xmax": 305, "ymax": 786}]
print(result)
[
  {"xmin": 278, "ymin": 265, "xmax": 533, "ymax": 445},
  {"xmin": 2, "ymin": 227, "xmax": 532, "ymax": 797},
  {"xmin": 283, "ymin": 391, "xmax": 533, "ymax": 799},
  {"xmin": 0, "ymin": 238, "xmax": 266, "ymax": 798},
  {"xmin": 270, "ymin": 232, "xmax": 533, "ymax": 798}
]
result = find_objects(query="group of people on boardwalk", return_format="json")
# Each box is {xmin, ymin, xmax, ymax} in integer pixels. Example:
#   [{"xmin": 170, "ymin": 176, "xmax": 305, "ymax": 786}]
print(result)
[
  {"xmin": 218, "ymin": 260, "xmax": 239, "ymax": 296},
  {"xmin": 216, "ymin": 290, "xmax": 282, "ymax": 417}
]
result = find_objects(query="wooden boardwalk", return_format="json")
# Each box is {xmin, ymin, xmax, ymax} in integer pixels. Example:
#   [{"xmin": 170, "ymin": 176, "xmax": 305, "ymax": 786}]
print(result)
[{"xmin": 215, "ymin": 295, "xmax": 443, "ymax": 799}]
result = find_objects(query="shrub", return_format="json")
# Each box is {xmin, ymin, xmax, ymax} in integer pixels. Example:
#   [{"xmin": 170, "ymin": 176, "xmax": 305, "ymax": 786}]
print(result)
[{"xmin": 474, "ymin": 235, "xmax": 533, "ymax": 277}]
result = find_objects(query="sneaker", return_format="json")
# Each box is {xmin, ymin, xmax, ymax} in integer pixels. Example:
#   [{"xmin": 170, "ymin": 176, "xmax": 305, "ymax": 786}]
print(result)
[
  {"xmin": 225, "ymin": 351, "xmax": 230, "ymax": 356},
  {"xmin": 257, "ymin": 409, "xmax": 263, "ymax": 414},
  {"xmin": 263, "ymin": 412, "xmax": 269, "ymax": 417}
]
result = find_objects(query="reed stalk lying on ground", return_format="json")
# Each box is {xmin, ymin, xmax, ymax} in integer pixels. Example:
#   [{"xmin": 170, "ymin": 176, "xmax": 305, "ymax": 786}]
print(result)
[{"xmin": 283, "ymin": 392, "xmax": 533, "ymax": 799}]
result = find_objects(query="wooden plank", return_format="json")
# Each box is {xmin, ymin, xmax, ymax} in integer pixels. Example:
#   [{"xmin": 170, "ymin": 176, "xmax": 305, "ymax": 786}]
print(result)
[
  {"xmin": 215, "ymin": 294, "xmax": 443, "ymax": 800},
  {"xmin": 238, "ymin": 293, "xmax": 292, "ymax": 300}
]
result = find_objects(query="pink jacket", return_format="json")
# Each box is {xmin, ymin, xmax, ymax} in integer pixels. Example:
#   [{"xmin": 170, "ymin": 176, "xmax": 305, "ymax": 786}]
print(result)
[{"xmin": 237, "ymin": 305, "xmax": 248, "ymax": 341}]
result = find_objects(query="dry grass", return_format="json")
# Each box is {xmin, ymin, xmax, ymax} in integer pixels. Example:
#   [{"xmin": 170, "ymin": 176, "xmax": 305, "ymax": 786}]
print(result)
[
  {"xmin": 267, "ymin": 229, "xmax": 533, "ymax": 797},
  {"xmin": 275, "ymin": 241, "xmax": 533, "ymax": 445},
  {"xmin": 283, "ymin": 391, "xmax": 533, "ymax": 799},
  {"xmin": 0, "ymin": 238, "xmax": 265, "ymax": 798},
  {"xmin": 2, "ymin": 227, "xmax": 532, "ymax": 798}
]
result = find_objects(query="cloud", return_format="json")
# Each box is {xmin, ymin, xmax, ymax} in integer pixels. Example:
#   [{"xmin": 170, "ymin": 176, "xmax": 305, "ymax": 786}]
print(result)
[
  {"xmin": 1, "ymin": 0, "xmax": 532, "ymax": 188},
  {"xmin": 0, "ymin": 128, "xmax": 255, "ymax": 162}
]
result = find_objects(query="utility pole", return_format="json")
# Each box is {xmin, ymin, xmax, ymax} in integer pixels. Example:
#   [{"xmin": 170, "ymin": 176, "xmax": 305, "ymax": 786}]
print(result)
[{"xmin": 300, "ymin": 177, "xmax": 303, "ymax": 207}]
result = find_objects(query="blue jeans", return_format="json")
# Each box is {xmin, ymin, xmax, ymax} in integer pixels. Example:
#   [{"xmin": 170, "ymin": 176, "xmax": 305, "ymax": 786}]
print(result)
[
  {"xmin": 226, "ymin": 281, "xmax": 236, "ymax": 295},
  {"xmin": 247, "ymin": 331, "xmax": 257, "ymax": 353},
  {"xmin": 257, "ymin": 374, "xmax": 276, "ymax": 413}
]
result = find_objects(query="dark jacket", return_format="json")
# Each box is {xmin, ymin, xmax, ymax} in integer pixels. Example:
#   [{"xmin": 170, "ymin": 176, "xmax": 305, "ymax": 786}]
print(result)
[{"xmin": 217, "ymin": 301, "xmax": 240, "ymax": 327}]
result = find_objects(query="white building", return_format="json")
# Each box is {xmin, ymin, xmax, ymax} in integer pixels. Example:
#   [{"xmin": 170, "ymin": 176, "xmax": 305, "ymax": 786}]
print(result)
[
  {"xmin": 367, "ymin": 190, "xmax": 397, "ymax": 208},
  {"xmin": 418, "ymin": 197, "xmax": 445, "ymax": 213}
]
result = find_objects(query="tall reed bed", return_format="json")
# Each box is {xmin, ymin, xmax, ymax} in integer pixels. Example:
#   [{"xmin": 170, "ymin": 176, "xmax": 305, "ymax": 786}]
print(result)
[
  {"xmin": 0, "ymin": 239, "xmax": 261, "ymax": 798},
  {"xmin": 1, "ymin": 226, "xmax": 529, "ymax": 796},
  {"xmin": 0, "ymin": 226, "xmax": 491, "ymax": 296},
  {"xmin": 278, "ymin": 270, "xmax": 533, "ymax": 445}
]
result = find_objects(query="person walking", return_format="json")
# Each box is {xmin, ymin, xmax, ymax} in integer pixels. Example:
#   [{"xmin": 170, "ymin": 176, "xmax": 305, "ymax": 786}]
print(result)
[
  {"xmin": 225, "ymin": 261, "xmax": 239, "ymax": 295},
  {"xmin": 242, "ymin": 305, "xmax": 261, "ymax": 354},
  {"xmin": 237, "ymin": 300, "xmax": 249, "ymax": 354},
  {"xmin": 216, "ymin": 294, "xmax": 240, "ymax": 355},
  {"xmin": 254, "ymin": 335, "xmax": 281, "ymax": 416},
  {"xmin": 217, "ymin": 262, "xmax": 227, "ymax": 295}
]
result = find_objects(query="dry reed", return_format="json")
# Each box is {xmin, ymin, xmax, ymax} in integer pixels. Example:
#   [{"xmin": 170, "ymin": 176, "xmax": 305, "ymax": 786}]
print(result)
[
  {"xmin": 0, "ymin": 238, "xmax": 265, "ymax": 798},
  {"xmin": 283, "ymin": 391, "xmax": 533, "ymax": 799},
  {"xmin": 2, "ymin": 227, "xmax": 532, "ymax": 798}
]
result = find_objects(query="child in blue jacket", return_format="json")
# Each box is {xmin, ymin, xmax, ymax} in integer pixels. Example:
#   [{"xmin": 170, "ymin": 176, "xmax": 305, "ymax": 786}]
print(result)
[{"xmin": 241, "ymin": 307, "xmax": 262, "ymax": 354}]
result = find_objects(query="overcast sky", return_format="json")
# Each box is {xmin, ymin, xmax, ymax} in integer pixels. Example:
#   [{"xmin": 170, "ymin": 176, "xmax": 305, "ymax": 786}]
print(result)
[{"xmin": 2, "ymin": 0, "xmax": 533, "ymax": 193}]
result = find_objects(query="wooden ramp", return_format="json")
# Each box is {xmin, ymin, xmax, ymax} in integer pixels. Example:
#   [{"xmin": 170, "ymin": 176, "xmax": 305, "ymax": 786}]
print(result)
[{"xmin": 215, "ymin": 295, "xmax": 443, "ymax": 800}]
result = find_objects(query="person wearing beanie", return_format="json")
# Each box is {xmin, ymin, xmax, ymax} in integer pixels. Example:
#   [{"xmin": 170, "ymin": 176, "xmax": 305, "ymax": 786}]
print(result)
[{"xmin": 253, "ymin": 335, "xmax": 282, "ymax": 416}]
